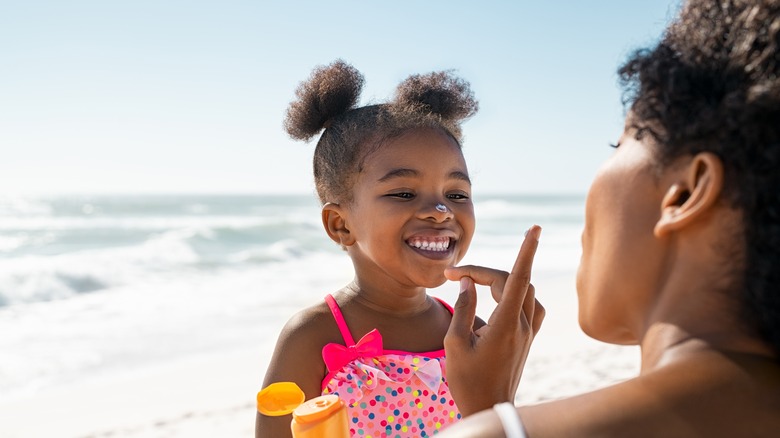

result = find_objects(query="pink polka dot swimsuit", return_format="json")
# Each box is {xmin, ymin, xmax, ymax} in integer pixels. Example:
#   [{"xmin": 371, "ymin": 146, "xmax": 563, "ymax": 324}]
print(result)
[{"xmin": 321, "ymin": 294, "xmax": 461, "ymax": 437}]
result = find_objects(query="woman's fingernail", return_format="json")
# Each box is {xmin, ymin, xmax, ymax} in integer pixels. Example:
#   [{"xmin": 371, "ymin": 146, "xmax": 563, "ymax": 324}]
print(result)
[
  {"xmin": 525, "ymin": 225, "xmax": 541, "ymax": 241},
  {"xmin": 460, "ymin": 277, "xmax": 470, "ymax": 294}
]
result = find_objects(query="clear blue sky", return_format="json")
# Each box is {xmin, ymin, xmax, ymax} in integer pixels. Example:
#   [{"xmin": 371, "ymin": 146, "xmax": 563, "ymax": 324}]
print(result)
[{"xmin": 0, "ymin": 0, "xmax": 680, "ymax": 196}]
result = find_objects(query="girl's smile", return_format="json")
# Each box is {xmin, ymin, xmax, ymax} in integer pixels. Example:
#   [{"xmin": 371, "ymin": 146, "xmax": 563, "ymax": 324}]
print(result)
[
  {"xmin": 407, "ymin": 235, "xmax": 453, "ymax": 252},
  {"xmin": 406, "ymin": 233, "xmax": 457, "ymax": 259}
]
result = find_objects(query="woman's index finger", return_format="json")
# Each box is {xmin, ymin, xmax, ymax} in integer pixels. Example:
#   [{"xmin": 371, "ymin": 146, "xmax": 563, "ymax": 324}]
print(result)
[{"xmin": 492, "ymin": 225, "xmax": 541, "ymax": 321}]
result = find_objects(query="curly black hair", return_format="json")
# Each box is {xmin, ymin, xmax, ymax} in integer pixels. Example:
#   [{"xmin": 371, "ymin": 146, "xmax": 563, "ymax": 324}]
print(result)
[
  {"xmin": 619, "ymin": 0, "xmax": 780, "ymax": 354},
  {"xmin": 284, "ymin": 60, "xmax": 478, "ymax": 204}
]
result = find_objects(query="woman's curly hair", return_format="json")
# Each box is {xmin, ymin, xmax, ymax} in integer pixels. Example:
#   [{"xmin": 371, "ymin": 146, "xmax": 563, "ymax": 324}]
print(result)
[
  {"xmin": 284, "ymin": 60, "xmax": 478, "ymax": 205},
  {"xmin": 619, "ymin": 0, "xmax": 780, "ymax": 354}
]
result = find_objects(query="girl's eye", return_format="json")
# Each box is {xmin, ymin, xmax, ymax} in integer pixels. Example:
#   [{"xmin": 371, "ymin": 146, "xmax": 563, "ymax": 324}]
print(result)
[
  {"xmin": 388, "ymin": 192, "xmax": 414, "ymax": 199},
  {"xmin": 609, "ymin": 142, "xmax": 621, "ymax": 149},
  {"xmin": 447, "ymin": 193, "xmax": 470, "ymax": 201}
]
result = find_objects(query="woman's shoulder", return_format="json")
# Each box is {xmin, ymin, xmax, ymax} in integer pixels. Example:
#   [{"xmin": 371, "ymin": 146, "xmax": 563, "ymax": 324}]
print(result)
[{"xmin": 518, "ymin": 352, "xmax": 780, "ymax": 437}]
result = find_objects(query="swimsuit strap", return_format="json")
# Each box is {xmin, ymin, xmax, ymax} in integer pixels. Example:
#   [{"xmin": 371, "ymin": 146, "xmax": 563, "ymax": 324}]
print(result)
[
  {"xmin": 324, "ymin": 294, "xmax": 454, "ymax": 346},
  {"xmin": 324, "ymin": 294, "xmax": 356, "ymax": 346}
]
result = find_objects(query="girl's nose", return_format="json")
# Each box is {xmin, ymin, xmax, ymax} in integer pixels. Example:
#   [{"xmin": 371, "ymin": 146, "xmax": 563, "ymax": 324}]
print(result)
[{"xmin": 422, "ymin": 201, "xmax": 453, "ymax": 222}]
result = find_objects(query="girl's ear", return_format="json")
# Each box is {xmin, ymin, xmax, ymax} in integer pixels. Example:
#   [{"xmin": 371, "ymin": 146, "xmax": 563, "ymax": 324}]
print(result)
[
  {"xmin": 654, "ymin": 152, "xmax": 724, "ymax": 237},
  {"xmin": 322, "ymin": 202, "xmax": 355, "ymax": 247}
]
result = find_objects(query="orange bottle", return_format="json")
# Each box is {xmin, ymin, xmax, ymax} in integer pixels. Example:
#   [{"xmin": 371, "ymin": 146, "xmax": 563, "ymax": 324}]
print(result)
[
  {"xmin": 257, "ymin": 382, "xmax": 350, "ymax": 438},
  {"xmin": 290, "ymin": 394, "xmax": 349, "ymax": 438}
]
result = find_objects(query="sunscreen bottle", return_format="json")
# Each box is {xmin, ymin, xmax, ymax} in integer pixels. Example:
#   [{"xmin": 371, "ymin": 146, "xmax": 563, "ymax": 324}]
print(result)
[
  {"xmin": 257, "ymin": 382, "xmax": 349, "ymax": 438},
  {"xmin": 290, "ymin": 394, "xmax": 349, "ymax": 438}
]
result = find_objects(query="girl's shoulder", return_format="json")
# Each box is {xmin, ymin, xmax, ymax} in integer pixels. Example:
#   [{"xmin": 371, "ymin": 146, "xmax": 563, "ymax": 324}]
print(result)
[
  {"xmin": 263, "ymin": 298, "xmax": 344, "ymax": 391},
  {"xmin": 278, "ymin": 298, "xmax": 341, "ymax": 347}
]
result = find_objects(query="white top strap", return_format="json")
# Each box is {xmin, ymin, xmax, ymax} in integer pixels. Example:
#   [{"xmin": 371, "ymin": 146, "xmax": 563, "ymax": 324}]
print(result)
[{"xmin": 493, "ymin": 402, "xmax": 527, "ymax": 438}]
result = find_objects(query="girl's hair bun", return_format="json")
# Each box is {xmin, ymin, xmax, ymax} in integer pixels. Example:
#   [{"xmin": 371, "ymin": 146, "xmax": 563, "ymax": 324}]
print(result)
[
  {"xmin": 394, "ymin": 71, "xmax": 478, "ymax": 122},
  {"xmin": 284, "ymin": 60, "xmax": 364, "ymax": 141}
]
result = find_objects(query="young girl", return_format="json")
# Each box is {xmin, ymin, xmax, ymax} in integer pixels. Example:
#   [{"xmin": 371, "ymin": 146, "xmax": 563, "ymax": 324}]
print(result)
[{"xmin": 255, "ymin": 60, "xmax": 481, "ymax": 437}]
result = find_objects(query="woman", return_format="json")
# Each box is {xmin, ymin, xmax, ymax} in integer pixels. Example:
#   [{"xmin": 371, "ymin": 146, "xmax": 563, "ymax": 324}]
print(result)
[{"xmin": 440, "ymin": 0, "xmax": 780, "ymax": 436}]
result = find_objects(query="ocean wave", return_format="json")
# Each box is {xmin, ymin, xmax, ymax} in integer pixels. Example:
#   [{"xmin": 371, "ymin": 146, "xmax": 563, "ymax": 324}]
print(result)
[
  {"xmin": 0, "ymin": 214, "xmax": 320, "ymax": 232},
  {"xmin": 0, "ymin": 259, "xmax": 114, "ymax": 306},
  {"xmin": 0, "ymin": 194, "xmax": 583, "ymax": 307},
  {"xmin": 0, "ymin": 197, "xmax": 54, "ymax": 217},
  {"xmin": 0, "ymin": 226, "xmax": 333, "ymax": 306},
  {"xmin": 0, "ymin": 214, "xmax": 326, "ymax": 259}
]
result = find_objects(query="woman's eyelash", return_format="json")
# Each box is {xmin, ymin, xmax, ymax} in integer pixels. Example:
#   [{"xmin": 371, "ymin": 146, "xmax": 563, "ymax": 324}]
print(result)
[{"xmin": 609, "ymin": 142, "xmax": 621, "ymax": 149}]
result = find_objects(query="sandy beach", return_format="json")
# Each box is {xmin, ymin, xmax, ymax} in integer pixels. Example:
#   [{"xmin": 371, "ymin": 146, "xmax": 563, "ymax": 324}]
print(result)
[{"xmin": 0, "ymin": 274, "xmax": 640, "ymax": 438}]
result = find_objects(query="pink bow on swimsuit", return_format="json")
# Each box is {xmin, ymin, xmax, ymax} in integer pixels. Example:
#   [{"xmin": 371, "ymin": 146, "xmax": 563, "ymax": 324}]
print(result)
[{"xmin": 322, "ymin": 328, "xmax": 384, "ymax": 372}]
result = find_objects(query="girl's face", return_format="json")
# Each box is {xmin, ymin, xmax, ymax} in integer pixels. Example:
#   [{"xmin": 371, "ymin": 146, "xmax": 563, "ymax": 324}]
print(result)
[
  {"xmin": 576, "ymin": 124, "xmax": 667, "ymax": 344},
  {"xmin": 344, "ymin": 128, "xmax": 475, "ymax": 290}
]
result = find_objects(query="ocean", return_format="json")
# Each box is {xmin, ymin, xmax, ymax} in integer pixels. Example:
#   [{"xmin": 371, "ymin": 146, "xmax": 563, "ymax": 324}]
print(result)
[{"xmin": 0, "ymin": 193, "xmax": 586, "ymax": 402}]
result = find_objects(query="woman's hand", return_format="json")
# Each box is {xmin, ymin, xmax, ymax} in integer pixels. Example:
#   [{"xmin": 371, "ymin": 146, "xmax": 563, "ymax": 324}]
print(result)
[{"xmin": 443, "ymin": 225, "xmax": 545, "ymax": 416}]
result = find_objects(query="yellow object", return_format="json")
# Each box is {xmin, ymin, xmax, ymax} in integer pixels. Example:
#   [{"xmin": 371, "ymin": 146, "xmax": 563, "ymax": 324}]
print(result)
[
  {"xmin": 291, "ymin": 394, "xmax": 349, "ymax": 438},
  {"xmin": 256, "ymin": 382, "xmax": 306, "ymax": 416}
]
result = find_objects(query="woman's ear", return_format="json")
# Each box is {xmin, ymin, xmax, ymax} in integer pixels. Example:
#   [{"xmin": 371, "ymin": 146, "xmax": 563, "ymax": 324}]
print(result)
[
  {"xmin": 654, "ymin": 152, "xmax": 724, "ymax": 237},
  {"xmin": 322, "ymin": 202, "xmax": 355, "ymax": 248}
]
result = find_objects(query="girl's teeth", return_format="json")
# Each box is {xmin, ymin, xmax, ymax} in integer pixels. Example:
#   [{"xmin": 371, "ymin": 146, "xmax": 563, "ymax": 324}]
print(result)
[{"xmin": 409, "ymin": 239, "xmax": 450, "ymax": 251}]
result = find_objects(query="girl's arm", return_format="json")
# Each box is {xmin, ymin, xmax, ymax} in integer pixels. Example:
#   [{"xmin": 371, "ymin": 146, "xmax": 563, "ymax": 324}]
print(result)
[{"xmin": 255, "ymin": 309, "xmax": 330, "ymax": 438}]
